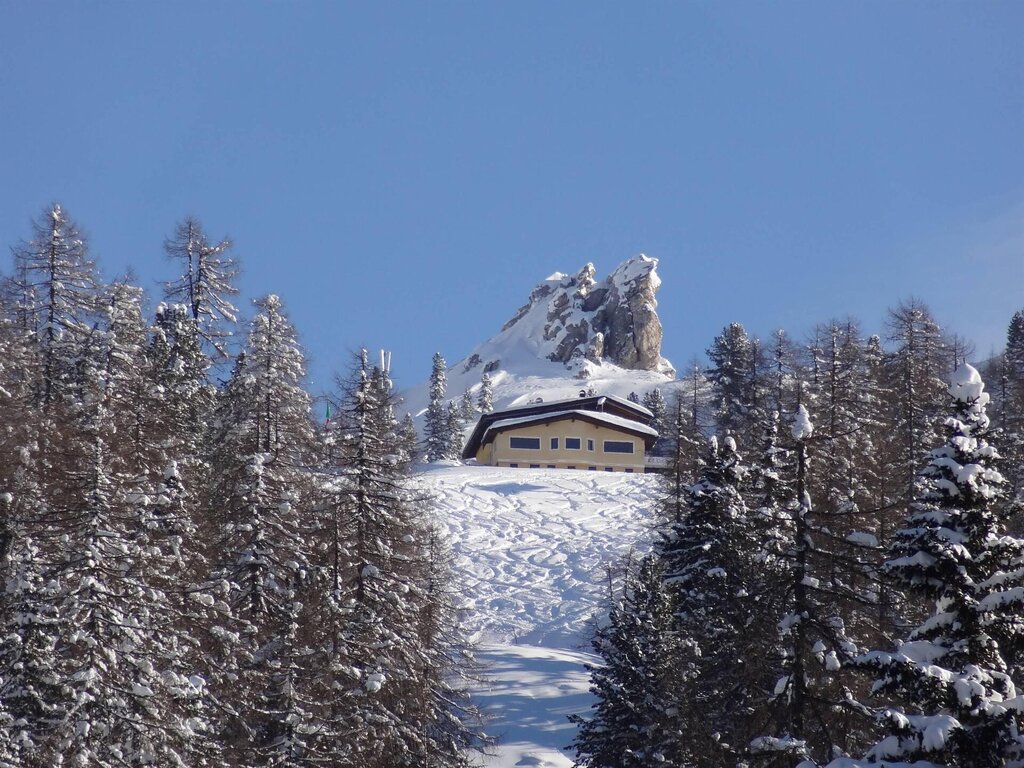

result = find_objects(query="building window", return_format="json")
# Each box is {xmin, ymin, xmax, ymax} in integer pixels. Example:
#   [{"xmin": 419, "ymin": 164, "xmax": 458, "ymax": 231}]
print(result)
[
  {"xmin": 509, "ymin": 463, "xmax": 518, "ymax": 468},
  {"xmin": 603, "ymin": 440, "xmax": 635, "ymax": 454},
  {"xmin": 588, "ymin": 466, "xmax": 597, "ymax": 471},
  {"xmin": 587, "ymin": 439, "xmax": 595, "ymax": 451},
  {"xmin": 547, "ymin": 464, "xmax": 556, "ymax": 469},
  {"xmin": 550, "ymin": 437, "xmax": 559, "ymax": 450},
  {"xmin": 565, "ymin": 437, "xmax": 581, "ymax": 450},
  {"xmin": 568, "ymin": 465, "xmax": 576, "ymax": 470},
  {"xmin": 625, "ymin": 468, "xmax": 634, "ymax": 473},
  {"xmin": 510, "ymin": 436, "xmax": 541, "ymax": 450},
  {"xmin": 529, "ymin": 464, "xmax": 540, "ymax": 469},
  {"xmin": 605, "ymin": 467, "xmax": 614, "ymax": 472}
]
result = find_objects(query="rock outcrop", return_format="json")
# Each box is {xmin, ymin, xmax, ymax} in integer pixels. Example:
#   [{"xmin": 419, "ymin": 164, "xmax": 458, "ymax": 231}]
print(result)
[{"xmin": 463, "ymin": 254, "xmax": 674, "ymax": 378}]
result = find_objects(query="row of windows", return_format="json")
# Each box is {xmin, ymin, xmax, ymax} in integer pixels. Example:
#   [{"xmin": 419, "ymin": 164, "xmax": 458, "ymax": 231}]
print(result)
[
  {"xmin": 508, "ymin": 436, "xmax": 635, "ymax": 454},
  {"xmin": 507, "ymin": 464, "xmax": 636, "ymax": 473}
]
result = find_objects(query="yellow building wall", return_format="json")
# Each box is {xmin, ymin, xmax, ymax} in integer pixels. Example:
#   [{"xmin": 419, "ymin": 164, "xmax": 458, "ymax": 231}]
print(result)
[{"xmin": 475, "ymin": 418, "xmax": 646, "ymax": 472}]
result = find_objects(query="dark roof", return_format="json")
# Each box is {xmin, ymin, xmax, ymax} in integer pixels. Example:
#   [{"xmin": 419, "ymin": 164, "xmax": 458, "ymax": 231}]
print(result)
[{"xmin": 461, "ymin": 394, "xmax": 655, "ymax": 459}]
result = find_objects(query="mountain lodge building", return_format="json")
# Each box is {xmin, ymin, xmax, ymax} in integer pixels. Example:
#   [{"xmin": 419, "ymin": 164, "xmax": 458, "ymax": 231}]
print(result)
[{"xmin": 461, "ymin": 394, "xmax": 659, "ymax": 473}]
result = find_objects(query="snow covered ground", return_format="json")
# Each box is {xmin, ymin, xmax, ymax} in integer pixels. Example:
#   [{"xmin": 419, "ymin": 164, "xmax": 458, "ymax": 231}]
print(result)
[{"xmin": 415, "ymin": 464, "xmax": 661, "ymax": 766}]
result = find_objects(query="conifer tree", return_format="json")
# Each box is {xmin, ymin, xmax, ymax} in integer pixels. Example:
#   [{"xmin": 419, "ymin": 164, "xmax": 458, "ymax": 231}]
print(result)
[
  {"xmin": 768, "ymin": 328, "xmax": 801, "ymax": 420},
  {"xmin": 477, "ymin": 372, "xmax": 494, "ymax": 414},
  {"xmin": 658, "ymin": 436, "xmax": 782, "ymax": 766},
  {"xmin": 312, "ymin": 351, "xmax": 479, "ymax": 767},
  {"xmin": 150, "ymin": 302, "xmax": 215, "ymax": 489},
  {"xmin": 883, "ymin": 299, "xmax": 949, "ymax": 507},
  {"xmin": 46, "ymin": 287, "xmax": 210, "ymax": 766},
  {"xmin": 201, "ymin": 294, "xmax": 317, "ymax": 762},
  {"xmin": 749, "ymin": 405, "xmax": 865, "ymax": 767},
  {"xmin": 0, "ymin": 309, "xmax": 40, "ymax": 582},
  {"xmin": 707, "ymin": 323, "xmax": 763, "ymax": 453},
  {"xmin": 641, "ymin": 387, "xmax": 667, "ymax": 439},
  {"xmin": 162, "ymin": 217, "xmax": 240, "ymax": 360},
  {"xmin": 396, "ymin": 413, "xmax": 421, "ymax": 469},
  {"xmin": 0, "ymin": 533, "xmax": 63, "ymax": 767},
  {"xmin": 460, "ymin": 388, "xmax": 475, "ymax": 421},
  {"xmin": 425, "ymin": 352, "xmax": 450, "ymax": 462},
  {"xmin": 1000, "ymin": 310, "xmax": 1024, "ymax": 513},
  {"xmin": 827, "ymin": 365, "xmax": 1024, "ymax": 768},
  {"xmin": 660, "ymin": 394, "xmax": 693, "ymax": 526},
  {"xmin": 10, "ymin": 203, "xmax": 101, "ymax": 408},
  {"xmin": 804, "ymin": 320, "xmax": 887, "ymax": 641},
  {"xmin": 571, "ymin": 556, "xmax": 685, "ymax": 768},
  {"xmin": 413, "ymin": 524, "xmax": 485, "ymax": 766},
  {"xmin": 672, "ymin": 359, "xmax": 712, "ymax": 485},
  {"xmin": 446, "ymin": 401, "xmax": 466, "ymax": 460}
]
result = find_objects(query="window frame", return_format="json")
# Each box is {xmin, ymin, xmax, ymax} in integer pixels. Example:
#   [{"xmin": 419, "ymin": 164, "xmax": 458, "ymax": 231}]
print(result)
[
  {"xmin": 603, "ymin": 439, "xmax": 635, "ymax": 454},
  {"xmin": 509, "ymin": 435, "xmax": 542, "ymax": 450},
  {"xmin": 550, "ymin": 437, "xmax": 559, "ymax": 450},
  {"xmin": 565, "ymin": 436, "xmax": 582, "ymax": 451}
]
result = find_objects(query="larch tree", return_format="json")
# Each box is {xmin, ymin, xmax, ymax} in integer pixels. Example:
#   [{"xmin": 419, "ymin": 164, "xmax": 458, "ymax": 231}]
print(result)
[
  {"xmin": 312, "ymin": 351, "xmax": 479, "ymax": 767},
  {"xmin": 150, "ymin": 301, "xmax": 216, "ymax": 488},
  {"xmin": 10, "ymin": 203, "xmax": 101, "ymax": 409},
  {"xmin": 674, "ymin": 358, "xmax": 713, "ymax": 485},
  {"xmin": 201, "ymin": 294, "xmax": 318, "ymax": 763},
  {"xmin": 804, "ymin": 320, "xmax": 888, "ymax": 644},
  {"xmin": 47, "ymin": 283, "xmax": 209, "ymax": 766},
  {"xmin": 883, "ymin": 299, "xmax": 949, "ymax": 512},
  {"xmin": 0, "ymin": 530, "xmax": 63, "ymax": 767},
  {"xmin": 162, "ymin": 217, "xmax": 240, "ymax": 361}
]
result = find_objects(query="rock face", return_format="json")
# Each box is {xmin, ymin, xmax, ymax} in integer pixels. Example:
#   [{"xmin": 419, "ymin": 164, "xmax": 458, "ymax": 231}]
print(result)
[{"xmin": 465, "ymin": 254, "xmax": 674, "ymax": 378}]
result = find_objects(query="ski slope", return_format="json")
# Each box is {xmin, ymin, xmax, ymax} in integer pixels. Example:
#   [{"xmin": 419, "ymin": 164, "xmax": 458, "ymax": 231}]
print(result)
[{"xmin": 415, "ymin": 464, "xmax": 661, "ymax": 766}]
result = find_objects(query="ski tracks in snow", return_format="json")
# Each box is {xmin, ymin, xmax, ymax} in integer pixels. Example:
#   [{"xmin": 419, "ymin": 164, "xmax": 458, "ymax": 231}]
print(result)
[
  {"xmin": 415, "ymin": 464, "xmax": 660, "ymax": 767},
  {"xmin": 418, "ymin": 464, "xmax": 659, "ymax": 648}
]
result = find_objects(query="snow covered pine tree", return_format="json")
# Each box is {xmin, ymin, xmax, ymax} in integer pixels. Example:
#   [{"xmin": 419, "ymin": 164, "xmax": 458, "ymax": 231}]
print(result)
[
  {"xmin": 826, "ymin": 364, "xmax": 1024, "ymax": 768},
  {"xmin": 571, "ymin": 556, "xmax": 684, "ymax": 768},
  {"xmin": 425, "ymin": 352, "xmax": 455, "ymax": 461},
  {"xmin": 658, "ymin": 435, "xmax": 784, "ymax": 767}
]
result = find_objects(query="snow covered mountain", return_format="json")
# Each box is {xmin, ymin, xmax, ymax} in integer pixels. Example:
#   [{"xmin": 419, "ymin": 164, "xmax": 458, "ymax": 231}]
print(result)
[{"xmin": 402, "ymin": 254, "xmax": 677, "ymax": 419}]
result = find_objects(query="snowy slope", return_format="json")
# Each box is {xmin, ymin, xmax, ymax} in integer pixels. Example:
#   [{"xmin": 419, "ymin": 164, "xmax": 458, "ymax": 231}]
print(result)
[
  {"xmin": 416, "ymin": 464, "xmax": 661, "ymax": 766},
  {"xmin": 472, "ymin": 644, "xmax": 596, "ymax": 768}
]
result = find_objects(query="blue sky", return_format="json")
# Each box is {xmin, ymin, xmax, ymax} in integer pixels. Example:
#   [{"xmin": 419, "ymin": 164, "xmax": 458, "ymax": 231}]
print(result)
[{"xmin": 1, "ymin": 2, "xmax": 1021, "ymax": 391}]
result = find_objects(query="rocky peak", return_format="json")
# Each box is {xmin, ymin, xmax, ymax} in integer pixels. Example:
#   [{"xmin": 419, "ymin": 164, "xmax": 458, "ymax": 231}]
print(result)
[{"xmin": 464, "ymin": 254, "xmax": 674, "ymax": 378}]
